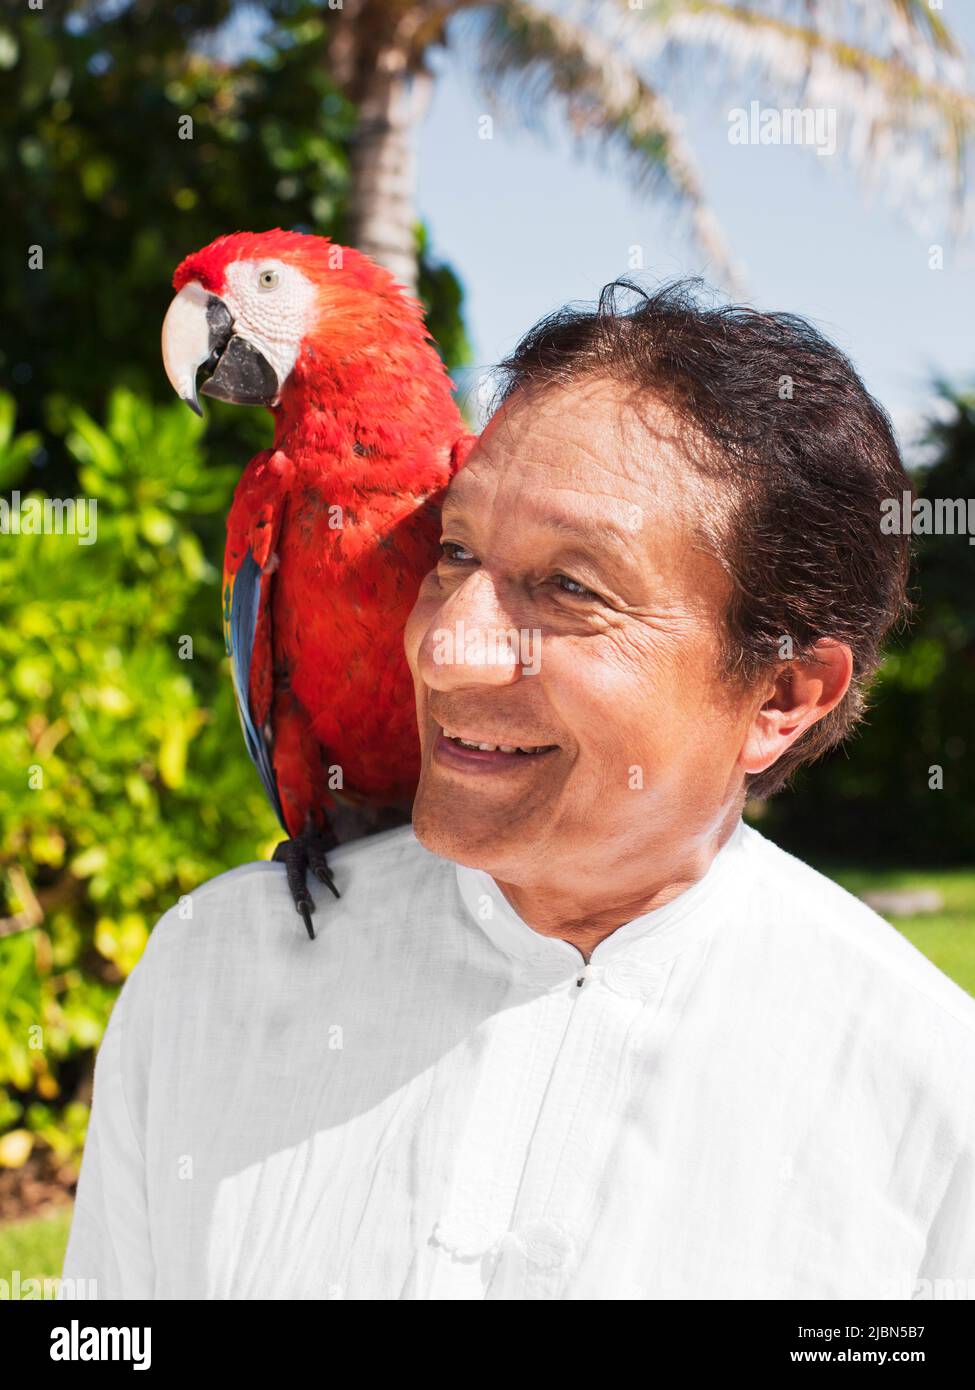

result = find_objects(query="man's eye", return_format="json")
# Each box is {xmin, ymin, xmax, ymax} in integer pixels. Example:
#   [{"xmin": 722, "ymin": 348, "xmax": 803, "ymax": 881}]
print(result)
[
  {"xmin": 440, "ymin": 541, "xmax": 476, "ymax": 563},
  {"xmin": 553, "ymin": 573, "xmax": 598, "ymax": 600}
]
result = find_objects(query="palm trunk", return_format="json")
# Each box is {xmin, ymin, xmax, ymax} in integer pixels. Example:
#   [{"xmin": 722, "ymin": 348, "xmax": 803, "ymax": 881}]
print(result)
[{"xmin": 346, "ymin": 49, "xmax": 427, "ymax": 293}]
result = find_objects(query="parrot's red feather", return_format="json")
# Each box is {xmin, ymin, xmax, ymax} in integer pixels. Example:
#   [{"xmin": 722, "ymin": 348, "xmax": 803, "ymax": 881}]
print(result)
[{"xmin": 212, "ymin": 230, "xmax": 477, "ymax": 836}]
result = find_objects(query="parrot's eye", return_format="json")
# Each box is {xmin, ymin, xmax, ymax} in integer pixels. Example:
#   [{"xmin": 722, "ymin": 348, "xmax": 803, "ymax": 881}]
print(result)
[{"xmin": 258, "ymin": 268, "xmax": 280, "ymax": 291}]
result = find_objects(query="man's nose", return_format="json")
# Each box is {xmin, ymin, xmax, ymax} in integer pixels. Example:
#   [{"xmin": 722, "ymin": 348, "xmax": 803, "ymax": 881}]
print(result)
[{"xmin": 419, "ymin": 570, "xmax": 524, "ymax": 690}]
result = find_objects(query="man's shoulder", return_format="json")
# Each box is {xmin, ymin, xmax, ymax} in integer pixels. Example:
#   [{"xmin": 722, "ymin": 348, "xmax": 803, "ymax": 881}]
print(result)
[
  {"xmin": 135, "ymin": 824, "xmax": 452, "ymax": 981},
  {"xmin": 739, "ymin": 823, "xmax": 975, "ymax": 1041}
]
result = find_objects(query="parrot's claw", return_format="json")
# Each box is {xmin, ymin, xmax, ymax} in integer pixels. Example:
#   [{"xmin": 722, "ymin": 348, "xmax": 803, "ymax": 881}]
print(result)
[
  {"xmin": 306, "ymin": 837, "xmax": 339, "ymax": 895},
  {"xmin": 272, "ymin": 831, "xmax": 341, "ymax": 941}
]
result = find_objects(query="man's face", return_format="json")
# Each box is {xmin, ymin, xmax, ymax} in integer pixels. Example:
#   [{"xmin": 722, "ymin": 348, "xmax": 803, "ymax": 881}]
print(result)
[{"xmin": 405, "ymin": 376, "xmax": 761, "ymax": 885}]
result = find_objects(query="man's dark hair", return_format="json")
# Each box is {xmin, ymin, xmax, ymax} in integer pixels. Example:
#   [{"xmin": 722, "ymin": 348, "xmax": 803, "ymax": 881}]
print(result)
[{"xmin": 492, "ymin": 278, "xmax": 914, "ymax": 799}]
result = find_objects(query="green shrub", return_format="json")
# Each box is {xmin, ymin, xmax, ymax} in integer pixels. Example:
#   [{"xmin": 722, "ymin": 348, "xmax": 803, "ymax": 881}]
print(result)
[{"xmin": 0, "ymin": 389, "xmax": 279, "ymax": 1173}]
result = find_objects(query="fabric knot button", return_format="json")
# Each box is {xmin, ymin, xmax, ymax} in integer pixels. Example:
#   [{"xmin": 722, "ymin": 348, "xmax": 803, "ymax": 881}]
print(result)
[
  {"xmin": 602, "ymin": 956, "xmax": 666, "ymax": 999},
  {"xmin": 516, "ymin": 1219, "xmax": 575, "ymax": 1270},
  {"xmin": 431, "ymin": 1215, "xmax": 498, "ymax": 1259}
]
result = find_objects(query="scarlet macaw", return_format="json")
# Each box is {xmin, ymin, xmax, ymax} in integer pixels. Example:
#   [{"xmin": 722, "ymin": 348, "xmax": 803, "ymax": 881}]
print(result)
[{"xmin": 161, "ymin": 229, "xmax": 476, "ymax": 938}]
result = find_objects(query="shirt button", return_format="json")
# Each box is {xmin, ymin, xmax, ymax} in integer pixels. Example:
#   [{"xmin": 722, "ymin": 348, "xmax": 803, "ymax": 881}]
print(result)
[
  {"xmin": 518, "ymin": 1218, "xmax": 575, "ymax": 1270},
  {"xmin": 603, "ymin": 957, "xmax": 666, "ymax": 998}
]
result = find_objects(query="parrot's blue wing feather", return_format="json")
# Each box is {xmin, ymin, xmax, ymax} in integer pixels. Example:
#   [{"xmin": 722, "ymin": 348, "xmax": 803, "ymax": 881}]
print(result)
[{"xmin": 223, "ymin": 550, "xmax": 287, "ymax": 831}]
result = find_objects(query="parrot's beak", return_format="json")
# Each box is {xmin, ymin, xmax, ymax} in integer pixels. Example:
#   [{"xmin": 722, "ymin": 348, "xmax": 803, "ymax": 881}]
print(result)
[{"xmin": 161, "ymin": 281, "xmax": 279, "ymax": 414}]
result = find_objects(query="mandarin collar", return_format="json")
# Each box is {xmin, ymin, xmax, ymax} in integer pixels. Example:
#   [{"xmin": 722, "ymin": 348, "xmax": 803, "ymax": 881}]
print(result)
[{"xmin": 455, "ymin": 818, "xmax": 749, "ymax": 971}]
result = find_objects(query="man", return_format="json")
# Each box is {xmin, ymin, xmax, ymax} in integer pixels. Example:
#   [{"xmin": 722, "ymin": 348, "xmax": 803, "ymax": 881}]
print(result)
[{"xmin": 62, "ymin": 281, "xmax": 975, "ymax": 1300}]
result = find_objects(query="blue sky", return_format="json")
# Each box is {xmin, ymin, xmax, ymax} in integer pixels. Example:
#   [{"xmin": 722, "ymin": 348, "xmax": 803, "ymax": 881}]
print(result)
[{"xmin": 415, "ymin": 12, "xmax": 975, "ymax": 455}]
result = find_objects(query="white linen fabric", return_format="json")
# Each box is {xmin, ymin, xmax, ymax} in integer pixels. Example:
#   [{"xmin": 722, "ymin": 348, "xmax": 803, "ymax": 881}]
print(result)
[{"xmin": 60, "ymin": 818, "xmax": 975, "ymax": 1300}]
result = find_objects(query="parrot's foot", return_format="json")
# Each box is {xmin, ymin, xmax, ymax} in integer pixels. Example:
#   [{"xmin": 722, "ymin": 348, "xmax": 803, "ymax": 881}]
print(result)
[{"xmin": 272, "ymin": 830, "xmax": 340, "ymax": 941}]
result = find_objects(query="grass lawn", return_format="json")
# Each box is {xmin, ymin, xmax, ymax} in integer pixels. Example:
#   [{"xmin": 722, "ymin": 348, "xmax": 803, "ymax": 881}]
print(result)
[
  {"xmin": 0, "ymin": 1206, "xmax": 72, "ymax": 1296},
  {"xmin": 823, "ymin": 865, "xmax": 975, "ymax": 999},
  {"xmin": 1, "ymin": 866, "xmax": 972, "ymax": 1297}
]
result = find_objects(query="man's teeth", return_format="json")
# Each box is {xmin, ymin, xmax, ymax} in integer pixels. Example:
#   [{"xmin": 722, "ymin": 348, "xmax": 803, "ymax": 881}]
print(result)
[{"xmin": 442, "ymin": 730, "xmax": 548, "ymax": 755}]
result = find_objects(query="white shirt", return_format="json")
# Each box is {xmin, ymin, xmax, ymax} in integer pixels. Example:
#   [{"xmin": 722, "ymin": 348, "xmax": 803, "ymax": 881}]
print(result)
[{"xmin": 61, "ymin": 819, "xmax": 975, "ymax": 1300}]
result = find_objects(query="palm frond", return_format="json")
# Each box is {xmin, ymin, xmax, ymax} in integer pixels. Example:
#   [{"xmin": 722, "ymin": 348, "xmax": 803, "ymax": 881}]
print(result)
[
  {"xmin": 774, "ymin": 0, "xmax": 959, "ymax": 55},
  {"xmin": 627, "ymin": 0, "xmax": 975, "ymax": 231},
  {"xmin": 471, "ymin": 0, "xmax": 746, "ymax": 290}
]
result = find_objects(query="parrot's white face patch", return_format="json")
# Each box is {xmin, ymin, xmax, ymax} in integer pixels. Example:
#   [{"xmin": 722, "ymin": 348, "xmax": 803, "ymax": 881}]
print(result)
[{"xmin": 222, "ymin": 258, "xmax": 317, "ymax": 398}]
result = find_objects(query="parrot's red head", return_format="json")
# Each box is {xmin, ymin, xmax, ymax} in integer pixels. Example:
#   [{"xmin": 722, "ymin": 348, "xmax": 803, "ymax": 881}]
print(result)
[{"xmin": 161, "ymin": 229, "xmax": 428, "ymax": 416}]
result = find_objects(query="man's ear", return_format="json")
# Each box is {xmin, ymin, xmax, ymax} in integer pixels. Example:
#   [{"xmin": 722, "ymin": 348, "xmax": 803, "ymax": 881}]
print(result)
[{"xmin": 739, "ymin": 638, "xmax": 854, "ymax": 778}]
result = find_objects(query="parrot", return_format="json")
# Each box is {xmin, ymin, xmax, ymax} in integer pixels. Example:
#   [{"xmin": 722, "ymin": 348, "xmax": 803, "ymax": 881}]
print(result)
[{"xmin": 161, "ymin": 229, "xmax": 476, "ymax": 939}]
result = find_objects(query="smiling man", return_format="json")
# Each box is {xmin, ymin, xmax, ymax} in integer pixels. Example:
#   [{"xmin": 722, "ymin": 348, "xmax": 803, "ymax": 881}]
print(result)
[
  {"xmin": 63, "ymin": 281, "xmax": 975, "ymax": 1301},
  {"xmin": 408, "ymin": 376, "xmax": 819, "ymax": 945}
]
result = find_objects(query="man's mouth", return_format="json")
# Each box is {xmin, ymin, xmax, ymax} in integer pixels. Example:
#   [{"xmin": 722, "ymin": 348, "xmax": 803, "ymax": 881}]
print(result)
[{"xmin": 434, "ymin": 726, "xmax": 559, "ymax": 769}]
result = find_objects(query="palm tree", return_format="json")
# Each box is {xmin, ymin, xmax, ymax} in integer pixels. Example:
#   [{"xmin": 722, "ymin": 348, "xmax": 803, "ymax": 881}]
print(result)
[{"xmin": 324, "ymin": 0, "xmax": 975, "ymax": 292}]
